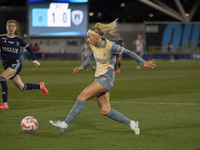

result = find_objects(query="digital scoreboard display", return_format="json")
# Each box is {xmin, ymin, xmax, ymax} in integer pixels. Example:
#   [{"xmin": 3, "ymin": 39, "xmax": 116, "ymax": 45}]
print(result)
[{"xmin": 28, "ymin": 0, "xmax": 88, "ymax": 37}]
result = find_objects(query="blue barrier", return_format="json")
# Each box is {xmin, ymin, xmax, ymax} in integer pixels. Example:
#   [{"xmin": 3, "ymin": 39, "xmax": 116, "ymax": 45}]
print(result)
[{"xmin": 122, "ymin": 53, "xmax": 200, "ymax": 60}]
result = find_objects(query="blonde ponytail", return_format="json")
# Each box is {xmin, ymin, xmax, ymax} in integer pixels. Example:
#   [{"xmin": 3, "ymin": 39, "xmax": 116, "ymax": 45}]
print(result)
[{"xmin": 88, "ymin": 19, "xmax": 118, "ymax": 37}]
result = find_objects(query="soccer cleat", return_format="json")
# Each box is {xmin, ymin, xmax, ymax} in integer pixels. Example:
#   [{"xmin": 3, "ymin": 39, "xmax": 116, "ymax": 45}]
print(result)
[
  {"xmin": 117, "ymin": 68, "xmax": 120, "ymax": 73},
  {"xmin": 130, "ymin": 120, "xmax": 140, "ymax": 135},
  {"xmin": 0, "ymin": 103, "xmax": 9, "ymax": 109},
  {"xmin": 49, "ymin": 120, "xmax": 68, "ymax": 133},
  {"xmin": 40, "ymin": 82, "xmax": 49, "ymax": 96}
]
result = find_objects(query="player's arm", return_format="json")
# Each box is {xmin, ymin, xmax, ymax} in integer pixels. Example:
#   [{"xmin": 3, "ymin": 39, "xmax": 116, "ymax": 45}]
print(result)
[
  {"xmin": 73, "ymin": 53, "xmax": 94, "ymax": 74},
  {"xmin": 19, "ymin": 37, "xmax": 40, "ymax": 67},
  {"xmin": 111, "ymin": 44, "xmax": 155, "ymax": 68},
  {"xmin": 25, "ymin": 45, "xmax": 41, "ymax": 67},
  {"xmin": 111, "ymin": 44, "xmax": 145, "ymax": 63}
]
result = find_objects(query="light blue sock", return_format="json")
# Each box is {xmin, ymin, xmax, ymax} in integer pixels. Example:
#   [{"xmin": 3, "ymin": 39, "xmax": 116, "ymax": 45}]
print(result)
[
  {"xmin": 64, "ymin": 99, "xmax": 85, "ymax": 125},
  {"xmin": 107, "ymin": 109, "xmax": 131, "ymax": 125}
]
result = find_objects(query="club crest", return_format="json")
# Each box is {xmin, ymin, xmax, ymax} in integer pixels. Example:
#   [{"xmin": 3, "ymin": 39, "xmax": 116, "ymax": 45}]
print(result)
[{"xmin": 72, "ymin": 10, "xmax": 83, "ymax": 26}]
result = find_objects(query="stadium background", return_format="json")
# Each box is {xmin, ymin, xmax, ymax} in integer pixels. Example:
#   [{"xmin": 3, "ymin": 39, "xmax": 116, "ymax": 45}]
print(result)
[{"xmin": 0, "ymin": 0, "xmax": 200, "ymax": 60}]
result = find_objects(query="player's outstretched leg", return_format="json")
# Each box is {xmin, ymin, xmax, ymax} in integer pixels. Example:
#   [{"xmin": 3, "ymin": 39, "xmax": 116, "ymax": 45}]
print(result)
[
  {"xmin": 49, "ymin": 120, "xmax": 68, "ymax": 133},
  {"xmin": 22, "ymin": 82, "xmax": 49, "ymax": 96},
  {"xmin": 107, "ymin": 109, "xmax": 140, "ymax": 135}
]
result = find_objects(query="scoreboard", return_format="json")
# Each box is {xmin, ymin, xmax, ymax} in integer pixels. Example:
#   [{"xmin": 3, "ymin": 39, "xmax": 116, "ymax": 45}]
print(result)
[{"xmin": 29, "ymin": 0, "xmax": 88, "ymax": 37}]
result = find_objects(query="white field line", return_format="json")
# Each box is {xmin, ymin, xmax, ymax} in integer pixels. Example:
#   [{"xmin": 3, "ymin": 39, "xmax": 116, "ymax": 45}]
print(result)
[{"xmin": 9, "ymin": 99, "xmax": 200, "ymax": 106}]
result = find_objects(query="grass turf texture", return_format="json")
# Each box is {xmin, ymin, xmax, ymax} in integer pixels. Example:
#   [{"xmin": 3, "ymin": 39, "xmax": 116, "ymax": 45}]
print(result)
[{"xmin": 0, "ymin": 60, "xmax": 200, "ymax": 150}]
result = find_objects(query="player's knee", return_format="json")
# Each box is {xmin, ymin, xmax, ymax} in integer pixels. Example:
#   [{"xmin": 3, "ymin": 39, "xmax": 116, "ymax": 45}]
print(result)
[
  {"xmin": 101, "ymin": 108, "xmax": 110, "ymax": 116},
  {"xmin": 77, "ymin": 91, "xmax": 87, "ymax": 101},
  {"xmin": 19, "ymin": 87, "xmax": 24, "ymax": 91},
  {"xmin": 19, "ymin": 85, "xmax": 25, "ymax": 91}
]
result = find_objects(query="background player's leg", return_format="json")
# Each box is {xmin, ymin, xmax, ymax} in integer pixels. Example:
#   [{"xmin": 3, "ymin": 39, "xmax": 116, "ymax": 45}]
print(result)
[
  {"xmin": 11, "ymin": 75, "xmax": 40, "ymax": 91},
  {"xmin": 0, "ymin": 76, "xmax": 8, "ymax": 103},
  {"xmin": 11, "ymin": 75, "xmax": 48, "ymax": 95},
  {"xmin": 0, "ymin": 68, "xmax": 16, "ymax": 109},
  {"xmin": 117, "ymin": 56, "xmax": 122, "ymax": 73}
]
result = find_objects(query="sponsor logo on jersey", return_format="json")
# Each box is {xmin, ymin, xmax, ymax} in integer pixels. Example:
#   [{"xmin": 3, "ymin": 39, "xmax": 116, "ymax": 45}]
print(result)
[
  {"xmin": 2, "ymin": 46, "xmax": 18, "ymax": 54},
  {"xmin": 8, "ymin": 41, "xmax": 15, "ymax": 44},
  {"xmin": 95, "ymin": 57, "xmax": 108, "ymax": 64}
]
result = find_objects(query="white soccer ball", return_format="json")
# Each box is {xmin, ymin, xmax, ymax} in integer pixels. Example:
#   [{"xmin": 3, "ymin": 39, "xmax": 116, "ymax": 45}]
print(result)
[{"xmin": 21, "ymin": 116, "xmax": 38, "ymax": 133}]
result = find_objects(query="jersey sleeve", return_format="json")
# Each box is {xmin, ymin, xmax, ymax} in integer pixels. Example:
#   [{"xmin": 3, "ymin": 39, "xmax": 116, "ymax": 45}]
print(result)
[
  {"xmin": 18, "ymin": 37, "xmax": 36, "ymax": 60},
  {"xmin": 111, "ymin": 43, "xmax": 146, "ymax": 64},
  {"xmin": 81, "ymin": 52, "xmax": 94, "ymax": 68},
  {"xmin": 111, "ymin": 43, "xmax": 125, "ymax": 55},
  {"xmin": 25, "ymin": 45, "xmax": 37, "ymax": 61}
]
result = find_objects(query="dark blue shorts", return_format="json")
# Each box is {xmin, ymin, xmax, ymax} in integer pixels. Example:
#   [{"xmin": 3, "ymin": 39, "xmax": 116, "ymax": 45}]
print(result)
[
  {"xmin": 4, "ymin": 60, "xmax": 22, "ymax": 80},
  {"xmin": 95, "ymin": 75, "xmax": 114, "ymax": 92}
]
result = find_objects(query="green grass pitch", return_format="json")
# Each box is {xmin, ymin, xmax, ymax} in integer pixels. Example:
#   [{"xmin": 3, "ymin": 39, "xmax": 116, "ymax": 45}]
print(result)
[{"xmin": 0, "ymin": 60, "xmax": 200, "ymax": 150}]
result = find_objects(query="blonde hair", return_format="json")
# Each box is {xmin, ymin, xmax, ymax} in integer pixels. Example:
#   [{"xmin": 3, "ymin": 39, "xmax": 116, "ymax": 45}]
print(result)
[
  {"xmin": 88, "ymin": 19, "xmax": 118, "ymax": 37},
  {"xmin": 6, "ymin": 20, "xmax": 21, "ymax": 36}
]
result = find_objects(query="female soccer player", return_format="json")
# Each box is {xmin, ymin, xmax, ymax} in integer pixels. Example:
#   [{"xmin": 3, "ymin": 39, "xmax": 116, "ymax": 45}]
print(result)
[
  {"xmin": 49, "ymin": 19, "xmax": 156, "ymax": 135},
  {"xmin": 0, "ymin": 20, "xmax": 48, "ymax": 109}
]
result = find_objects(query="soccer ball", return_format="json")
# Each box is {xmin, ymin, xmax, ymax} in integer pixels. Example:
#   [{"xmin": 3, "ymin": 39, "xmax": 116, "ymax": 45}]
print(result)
[{"xmin": 21, "ymin": 116, "xmax": 38, "ymax": 133}]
